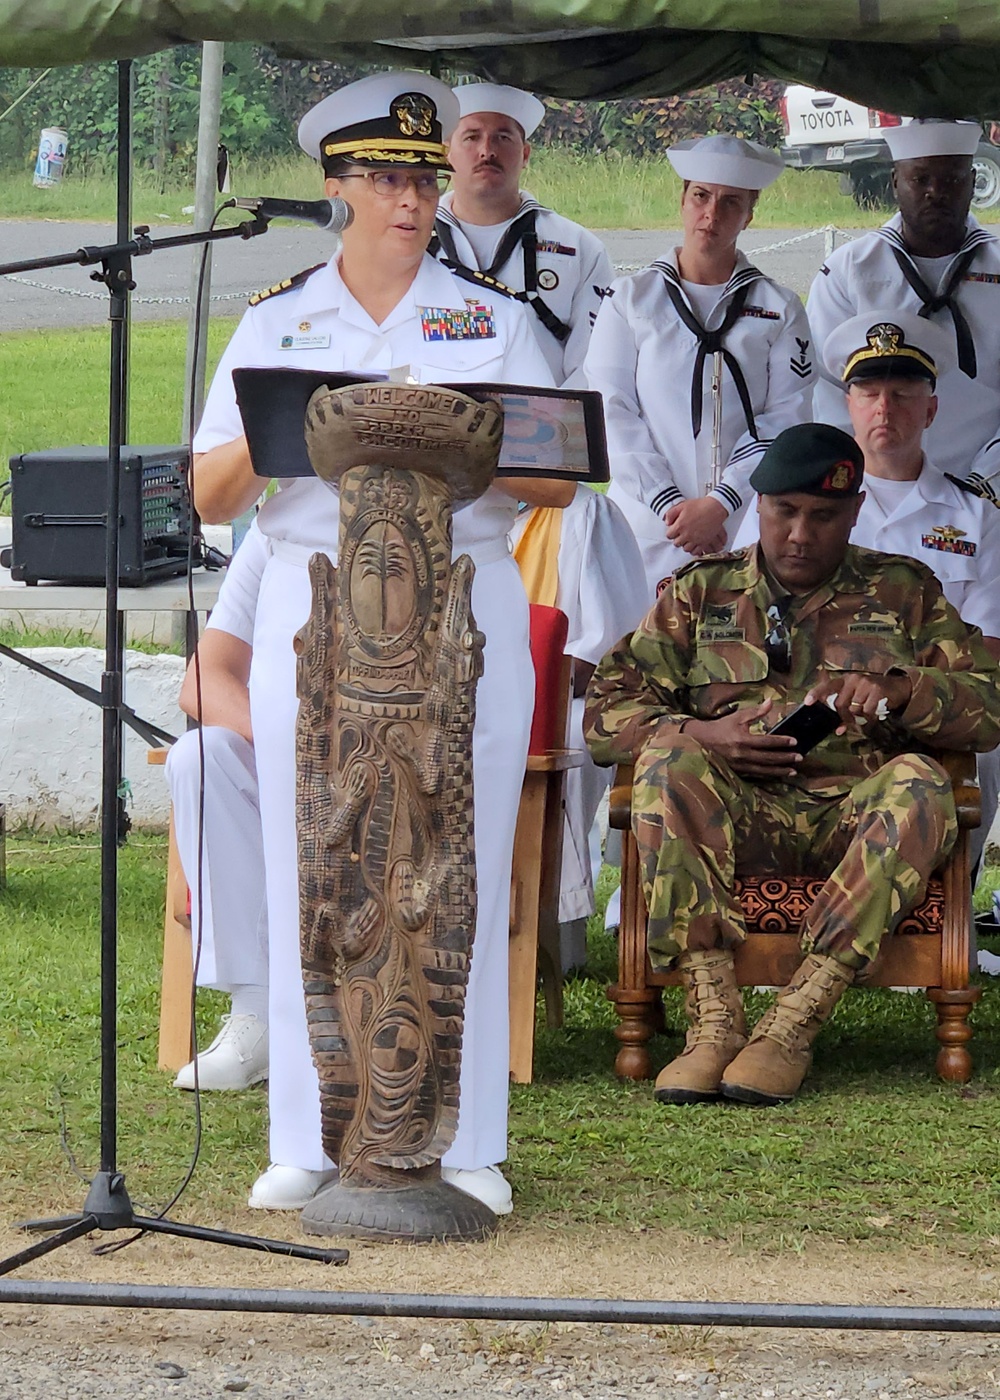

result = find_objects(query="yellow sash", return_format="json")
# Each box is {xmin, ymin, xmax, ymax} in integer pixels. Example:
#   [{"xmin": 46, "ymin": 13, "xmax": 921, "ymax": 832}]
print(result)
[{"xmin": 512, "ymin": 506, "xmax": 562, "ymax": 609}]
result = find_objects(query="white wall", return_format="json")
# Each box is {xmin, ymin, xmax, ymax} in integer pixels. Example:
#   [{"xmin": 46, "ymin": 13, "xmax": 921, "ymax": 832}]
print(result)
[{"xmin": 0, "ymin": 648, "xmax": 185, "ymax": 829}]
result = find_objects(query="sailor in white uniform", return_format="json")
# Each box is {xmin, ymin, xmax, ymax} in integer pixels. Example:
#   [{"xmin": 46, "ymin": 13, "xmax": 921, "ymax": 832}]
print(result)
[
  {"xmin": 808, "ymin": 120, "xmax": 1000, "ymax": 489},
  {"xmin": 584, "ymin": 135, "xmax": 814, "ymax": 607},
  {"xmin": 166, "ymin": 524, "xmax": 271, "ymax": 1092},
  {"xmin": 192, "ymin": 71, "xmax": 560, "ymax": 1217},
  {"xmin": 824, "ymin": 311, "xmax": 1000, "ymax": 868},
  {"xmin": 511, "ymin": 486, "xmax": 647, "ymax": 962},
  {"xmin": 433, "ymin": 83, "xmax": 614, "ymax": 388}
]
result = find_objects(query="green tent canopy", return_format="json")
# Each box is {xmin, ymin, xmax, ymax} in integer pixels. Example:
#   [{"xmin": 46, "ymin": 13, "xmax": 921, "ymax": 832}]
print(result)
[{"xmin": 0, "ymin": 0, "xmax": 999, "ymax": 113}]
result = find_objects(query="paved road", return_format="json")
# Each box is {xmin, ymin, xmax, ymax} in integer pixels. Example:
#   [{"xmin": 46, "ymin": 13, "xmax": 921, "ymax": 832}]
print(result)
[{"xmin": 0, "ymin": 220, "xmax": 858, "ymax": 331}]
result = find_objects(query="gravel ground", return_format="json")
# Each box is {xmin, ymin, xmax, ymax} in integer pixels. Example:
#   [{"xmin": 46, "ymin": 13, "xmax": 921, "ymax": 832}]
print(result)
[
  {"xmin": 1, "ymin": 1310, "xmax": 999, "ymax": 1399},
  {"xmin": 0, "ymin": 1227, "xmax": 997, "ymax": 1398}
]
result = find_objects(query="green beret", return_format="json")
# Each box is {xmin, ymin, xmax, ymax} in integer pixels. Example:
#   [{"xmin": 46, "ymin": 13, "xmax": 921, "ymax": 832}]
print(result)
[{"xmin": 749, "ymin": 423, "xmax": 864, "ymax": 497}]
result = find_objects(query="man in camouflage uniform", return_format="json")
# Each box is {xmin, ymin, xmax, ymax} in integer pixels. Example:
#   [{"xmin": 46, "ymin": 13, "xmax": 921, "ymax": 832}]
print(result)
[{"xmin": 585, "ymin": 422, "xmax": 1000, "ymax": 1106}]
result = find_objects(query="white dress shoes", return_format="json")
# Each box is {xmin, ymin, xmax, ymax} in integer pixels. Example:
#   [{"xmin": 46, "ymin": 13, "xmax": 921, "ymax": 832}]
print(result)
[
  {"xmin": 173, "ymin": 1013, "xmax": 268, "ymax": 1091},
  {"xmin": 247, "ymin": 1164, "xmax": 339, "ymax": 1210},
  {"xmin": 441, "ymin": 1164, "xmax": 513, "ymax": 1215}
]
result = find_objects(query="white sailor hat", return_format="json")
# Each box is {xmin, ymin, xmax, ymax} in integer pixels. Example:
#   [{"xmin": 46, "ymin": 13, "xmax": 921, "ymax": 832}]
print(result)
[
  {"xmin": 452, "ymin": 83, "xmax": 545, "ymax": 139},
  {"xmin": 298, "ymin": 71, "xmax": 459, "ymax": 170},
  {"xmin": 884, "ymin": 119, "xmax": 982, "ymax": 162},
  {"xmin": 823, "ymin": 311, "xmax": 955, "ymax": 387},
  {"xmin": 667, "ymin": 134, "xmax": 784, "ymax": 190}
]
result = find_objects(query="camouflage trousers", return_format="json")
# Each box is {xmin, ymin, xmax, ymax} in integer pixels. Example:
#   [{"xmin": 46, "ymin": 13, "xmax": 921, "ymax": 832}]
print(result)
[{"xmin": 633, "ymin": 734, "xmax": 958, "ymax": 971}]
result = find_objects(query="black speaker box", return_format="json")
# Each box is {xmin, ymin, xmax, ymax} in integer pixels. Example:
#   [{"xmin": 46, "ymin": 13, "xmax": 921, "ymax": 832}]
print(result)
[{"xmin": 4, "ymin": 445, "xmax": 197, "ymax": 586}]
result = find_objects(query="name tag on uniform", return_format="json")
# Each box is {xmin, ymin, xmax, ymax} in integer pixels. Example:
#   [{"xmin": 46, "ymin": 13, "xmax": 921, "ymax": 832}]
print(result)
[
  {"xmin": 419, "ymin": 303, "xmax": 497, "ymax": 341},
  {"xmin": 848, "ymin": 622, "xmax": 897, "ymax": 636},
  {"xmin": 279, "ymin": 333, "xmax": 331, "ymax": 350},
  {"xmin": 698, "ymin": 626, "xmax": 746, "ymax": 643}
]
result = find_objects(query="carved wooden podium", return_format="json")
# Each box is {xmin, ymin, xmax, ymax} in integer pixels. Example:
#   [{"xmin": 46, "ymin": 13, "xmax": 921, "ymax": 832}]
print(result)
[{"xmin": 293, "ymin": 382, "xmax": 503, "ymax": 1242}]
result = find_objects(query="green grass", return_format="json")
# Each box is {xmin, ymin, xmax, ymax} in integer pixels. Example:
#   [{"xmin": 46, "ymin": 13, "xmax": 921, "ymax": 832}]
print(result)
[
  {"xmin": 0, "ymin": 621, "xmax": 181, "ymax": 654},
  {"xmin": 0, "ymin": 319, "xmax": 237, "ymax": 495},
  {"xmin": 5, "ymin": 149, "xmax": 997, "ymax": 231},
  {"xmin": 4, "ymin": 831, "xmax": 1000, "ymax": 1253}
]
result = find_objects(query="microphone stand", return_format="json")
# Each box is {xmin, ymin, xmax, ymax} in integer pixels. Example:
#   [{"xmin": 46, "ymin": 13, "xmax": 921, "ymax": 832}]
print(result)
[{"xmin": 0, "ymin": 215, "xmax": 348, "ymax": 1273}]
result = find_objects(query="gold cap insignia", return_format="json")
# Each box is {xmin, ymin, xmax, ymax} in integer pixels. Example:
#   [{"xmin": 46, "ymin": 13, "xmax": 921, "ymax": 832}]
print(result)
[
  {"xmin": 829, "ymin": 463, "xmax": 851, "ymax": 490},
  {"xmin": 393, "ymin": 93, "xmax": 434, "ymax": 139},
  {"xmin": 870, "ymin": 322, "xmax": 902, "ymax": 354}
]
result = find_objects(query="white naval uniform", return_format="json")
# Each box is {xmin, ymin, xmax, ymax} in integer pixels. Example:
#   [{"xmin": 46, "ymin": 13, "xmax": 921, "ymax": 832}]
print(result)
[
  {"xmin": 194, "ymin": 251, "xmax": 554, "ymax": 1175},
  {"xmin": 434, "ymin": 192, "xmax": 614, "ymax": 387},
  {"xmin": 850, "ymin": 457, "xmax": 1000, "ymax": 867},
  {"xmin": 165, "ymin": 522, "xmax": 270, "ymax": 993},
  {"xmin": 584, "ymin": 248, "xmax": 814, "ymax": 604},
  {"xmin": 808, "ymin": 215, "xmax": 1000, "ymax": 482},
  {"xmin": 512, "ymin": 486, "xmax": 646, "ymax": 925}
]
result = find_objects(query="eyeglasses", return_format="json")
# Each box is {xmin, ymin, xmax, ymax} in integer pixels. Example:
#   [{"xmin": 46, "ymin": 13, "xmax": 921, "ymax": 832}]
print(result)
[
  {"xmin": 764, "ymin": 600, "xmax": 793, "ymax": 674},
  {"xmin": 338, "ymin": 170, "xmax": 450, "ymax": 199}
]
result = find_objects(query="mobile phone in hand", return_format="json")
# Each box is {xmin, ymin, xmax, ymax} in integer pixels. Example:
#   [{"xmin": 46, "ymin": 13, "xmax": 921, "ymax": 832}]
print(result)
[{"xmin": 767, "ymin": 700, "xmax": 840, "ymax": 755}]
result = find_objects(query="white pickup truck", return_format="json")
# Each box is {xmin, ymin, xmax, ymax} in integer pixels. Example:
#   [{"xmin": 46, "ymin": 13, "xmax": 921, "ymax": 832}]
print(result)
[{"xmin": 780, "ymin": 85, "xmax": 1000, "ymax": 210}]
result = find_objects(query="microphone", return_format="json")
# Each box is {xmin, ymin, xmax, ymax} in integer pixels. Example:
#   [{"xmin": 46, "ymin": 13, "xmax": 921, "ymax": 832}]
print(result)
[{"xmin": 230, "ymin": 196, "xmax": 353, "ymax": 232}]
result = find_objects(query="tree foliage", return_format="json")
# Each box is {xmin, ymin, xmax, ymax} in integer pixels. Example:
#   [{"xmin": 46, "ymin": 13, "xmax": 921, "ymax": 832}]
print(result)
[{"xmin": 0, "ymin": 49, "xmax": 782, "ymax": 176}]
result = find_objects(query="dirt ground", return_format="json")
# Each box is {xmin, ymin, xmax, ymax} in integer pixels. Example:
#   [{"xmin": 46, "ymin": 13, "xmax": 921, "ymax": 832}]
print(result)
[{"xmin": 1, "ymin": 1220, "xmax": 999, "ymax": 1397}]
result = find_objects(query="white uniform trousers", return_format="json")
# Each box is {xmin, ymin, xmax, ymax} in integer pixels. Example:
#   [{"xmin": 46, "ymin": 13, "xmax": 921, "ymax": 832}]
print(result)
[
  {"xmin": 165, "ymin": 727, "xmax": 268, "ymax": 991},
  {"xmin": 973, "ymin": 749, "xmax": 1000, "ymax": 873},
  {"xmin": 559, "ymin": 695, "xmax": 611, "ymax": 925},
  {"xmin": 249, "ymin": 549, "xmax": 533, "ymax": 1173}
]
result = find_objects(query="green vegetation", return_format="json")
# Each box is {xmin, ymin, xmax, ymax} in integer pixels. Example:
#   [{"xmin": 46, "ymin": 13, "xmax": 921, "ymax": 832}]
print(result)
[
  {"xmin": 7, "ymin": 148, "xmax": 992, "ymax": 231},
  {"xmin": 2, "ymin": 833, "xmax": 1000, "ymax": 1252},
  {"xmin": 0, "ymin": 319, "xmax": 237, "ymax": 485}
]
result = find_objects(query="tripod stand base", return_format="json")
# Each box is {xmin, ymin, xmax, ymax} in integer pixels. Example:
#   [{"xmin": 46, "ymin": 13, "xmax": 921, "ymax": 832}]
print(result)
[{"xmin": 1, "ymin": 1171, "xmax": 349, "ymax": 1277}]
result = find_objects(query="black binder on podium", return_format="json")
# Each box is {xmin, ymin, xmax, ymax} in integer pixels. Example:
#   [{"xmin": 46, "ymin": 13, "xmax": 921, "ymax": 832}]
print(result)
[{"xmin": 232, "ymin": 367, "xmax": 609, "ymax": 486}]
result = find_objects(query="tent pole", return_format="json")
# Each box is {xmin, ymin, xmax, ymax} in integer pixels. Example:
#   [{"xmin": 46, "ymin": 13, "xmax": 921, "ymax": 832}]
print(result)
[{"xmin": 182, "ymin": 41, "xmax": 225, "ymax": 442}]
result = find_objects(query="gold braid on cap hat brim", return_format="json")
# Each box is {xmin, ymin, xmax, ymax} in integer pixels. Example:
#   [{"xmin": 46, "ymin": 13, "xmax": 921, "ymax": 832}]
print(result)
[
  {"xmin": 843, "ymin": 343, "xmax": 937, "ymax": 380},
  {"xmin": 322, "ymin": 136, "xmax": 450, "ymax": 165}
]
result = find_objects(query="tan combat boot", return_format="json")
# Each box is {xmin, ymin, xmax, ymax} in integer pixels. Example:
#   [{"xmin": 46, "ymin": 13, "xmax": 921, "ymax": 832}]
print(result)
[
  {"xmin": 720, "ymin": 953, "xmax": 855, "ymax": 1106},
  {"xmin": 654, "ymin": 949, "xmax": 747, "ymax": 1104}
]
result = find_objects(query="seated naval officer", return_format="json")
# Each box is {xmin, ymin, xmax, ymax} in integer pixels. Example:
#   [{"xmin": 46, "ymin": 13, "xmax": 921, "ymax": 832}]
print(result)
[
  {"xmin": 585, "ymin": 423, "xmax": 1000, "ymax": 1106},
  {"xmin": 433, "ymin": 82, "xmax": 614, "ymax": 387},
  {"xmin": 824, "ymin": 312, "xmax": 1000, "ymax": 873},
  {"xmin": 167, "ymin": 523, "xmax": 271, "ymax": 1094}
]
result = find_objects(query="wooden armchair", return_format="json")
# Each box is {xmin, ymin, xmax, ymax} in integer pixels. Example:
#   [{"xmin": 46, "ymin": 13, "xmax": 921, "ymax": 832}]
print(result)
[{"xmin": 607, "ymin": 752, "xmax": 981, "ymax": 1084}]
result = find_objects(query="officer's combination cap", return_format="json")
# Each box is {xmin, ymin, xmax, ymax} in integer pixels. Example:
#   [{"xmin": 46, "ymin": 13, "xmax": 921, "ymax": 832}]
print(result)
[
  {"xmin": 667, "ymin": 134, "xmax": 784, "ymax": 191},
  {"xmin": 298, "ymin": 71, "xmax": 459, "ymax": 172},
  {"xmin": 884, "ymin": 119, "xmax": 982, "ymax": 162},
  {"xmin": 453, "ymin": 83, "xmax": 545, "ymax": 139},
  {"xmin": 749, "ymin": 423, "xmax": 865, "ymax": 498},
  {"xmin": 823, "ymin": 311, "xmax": 954, "ymax": 388}
]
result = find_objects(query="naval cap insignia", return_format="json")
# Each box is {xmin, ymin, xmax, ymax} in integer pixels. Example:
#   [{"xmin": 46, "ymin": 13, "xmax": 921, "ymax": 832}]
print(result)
[
  {"xmin": 393, "ymin": 92, "xmax": 435, "ymax": 138},
  {"xmin": 867, "ymin": 322, "xmax": 902, "ymax": 354}
]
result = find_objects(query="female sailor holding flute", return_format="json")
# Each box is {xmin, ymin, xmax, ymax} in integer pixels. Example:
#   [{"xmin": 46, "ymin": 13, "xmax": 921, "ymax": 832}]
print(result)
[{"xmin": 584, "ymin": 135, "xmax": 815, "ymax": 607}]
